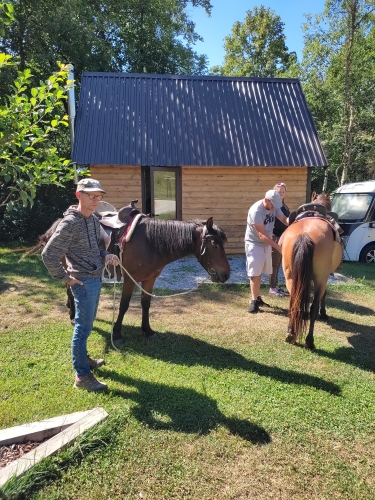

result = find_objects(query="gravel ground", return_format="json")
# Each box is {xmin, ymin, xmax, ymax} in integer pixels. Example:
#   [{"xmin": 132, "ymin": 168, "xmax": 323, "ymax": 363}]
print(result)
[
  {"xmin": 103, "ymin": 256, "xmax": 351, "ymax": 290},
  {"xmin": 150, "ymin": 256, "xmax": 351, "ymax": 291}
]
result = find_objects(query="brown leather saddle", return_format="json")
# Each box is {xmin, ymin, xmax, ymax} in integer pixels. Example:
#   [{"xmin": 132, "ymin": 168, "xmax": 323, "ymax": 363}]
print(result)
[
  {"xmin": 95, "ymin": 199, "xmax": 141, "ymax": 229},
  {"xmin": 289, "ymin": 203, "xmax": 343, "ymax": 242},
  {"xmin": 95, "ymin": 200, "xmax": 142, "ymax": 279}
]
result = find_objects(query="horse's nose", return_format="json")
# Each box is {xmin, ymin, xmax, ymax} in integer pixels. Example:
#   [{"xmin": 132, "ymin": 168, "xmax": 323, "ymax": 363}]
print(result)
[{"xmin": 219, "ymin": 271, "xmax": 230, "ymax": 283}]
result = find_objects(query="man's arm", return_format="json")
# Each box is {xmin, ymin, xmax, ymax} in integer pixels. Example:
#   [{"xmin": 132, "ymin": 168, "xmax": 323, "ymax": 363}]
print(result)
[
  {"xmin": 253, "ymin": 223, "xmax": 282, "ymax": 253},
  {"xmin": 276, "ymin": 214, "xmax": 289, "ymax": 225},
  {"xmin": 41, "ymin": 220, "xmax": 73, "ymax": 284}
]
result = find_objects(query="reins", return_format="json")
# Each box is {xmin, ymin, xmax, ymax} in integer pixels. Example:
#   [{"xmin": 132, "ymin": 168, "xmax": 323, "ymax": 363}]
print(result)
[{"xmin": 102, "ymin": 238, "xmax": 214, "ymax": 352}]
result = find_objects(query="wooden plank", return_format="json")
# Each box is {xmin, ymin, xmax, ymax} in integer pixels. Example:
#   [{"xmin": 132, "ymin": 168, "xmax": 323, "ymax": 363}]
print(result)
[
  {"xmin": 182, "ymin": 177, "xmax": 307, "ymax": 183},
  {"xmin": 182, "ymin": 192, "xmax": 306, "ymax": 201},
  {"xmin": 182, "ymin": 166, "xmax": 308, "ymax": 172},
  {"xmin": 182, "ymin": 179, "xmax": 307, "ymax": 185},
  {"xmin": 0, "ymin": 410, "xmax": 93, "ymax": 447},
  {"xmin": 0, "ymin": 408, "xmax": 108, "ymax": 488}
]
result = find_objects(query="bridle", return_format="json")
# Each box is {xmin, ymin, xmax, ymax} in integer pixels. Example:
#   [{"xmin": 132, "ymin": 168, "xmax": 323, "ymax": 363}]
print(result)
[{"xmin": 199, "ymin": 225, "xmax": 217, "ymax": 277}]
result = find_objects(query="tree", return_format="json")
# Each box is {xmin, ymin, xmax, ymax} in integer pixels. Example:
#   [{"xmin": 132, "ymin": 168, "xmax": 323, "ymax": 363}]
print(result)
[
  {"xmin": 0, "ymin": 0, "xmax": 212, "ymax": 90},
  {"xmin": 302, "ymin": 0, "xmax": 375, "ymax": 189},
  {"xmin": 0, "ymin": 57, "xmax": 75, "ymax": 209},
  {"xmin": 211, "ymin": 5, "xmax": 297, "ymax": 77}
]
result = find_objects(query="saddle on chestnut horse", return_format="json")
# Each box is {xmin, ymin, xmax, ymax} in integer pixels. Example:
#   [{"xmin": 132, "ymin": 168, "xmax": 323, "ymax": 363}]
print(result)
[{"xmin": 288, "ymin": 203, "xmax": 343, "ymax": 242}]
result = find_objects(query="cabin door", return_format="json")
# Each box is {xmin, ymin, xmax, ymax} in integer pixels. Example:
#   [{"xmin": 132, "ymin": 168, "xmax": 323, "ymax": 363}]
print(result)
[{"xmin": 142, "ymin": 166, "xmax": 182, "ymax": 220}]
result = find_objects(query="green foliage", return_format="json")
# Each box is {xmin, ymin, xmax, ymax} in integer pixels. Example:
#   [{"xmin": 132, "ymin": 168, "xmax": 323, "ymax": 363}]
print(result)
[
  {"xmin": 0, "ymin": 59, "xmax": 75, "ymax": 210},
  {"xmin": 0, "ymin": 182, "xmax": 76, "ymax": 242},
  {"xmin": 301, "ymin": 0, "xmax": 375, "ymax": 189},
  {"xmin": 211, "ymin": 6, "xmax": 297, "ymax": 77},
  {"xmin": 0, "ymin": 0, "xmax": 212, "ymax": 89}
]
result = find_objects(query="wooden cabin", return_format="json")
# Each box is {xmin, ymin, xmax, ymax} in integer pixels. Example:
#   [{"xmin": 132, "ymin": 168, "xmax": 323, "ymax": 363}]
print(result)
[{"xmin": 72, "ymin": 73, "xmax": 327, "ymax": 254}]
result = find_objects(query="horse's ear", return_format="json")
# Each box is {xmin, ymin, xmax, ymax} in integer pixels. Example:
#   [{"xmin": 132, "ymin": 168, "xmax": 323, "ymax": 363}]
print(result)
[
  {"xmin": 206, "ymin": 217, "xmax": 213, "ymax": 232},
  {"xmin": 311, "ymin": 191, "xmax": 317, "ymax": 201}
]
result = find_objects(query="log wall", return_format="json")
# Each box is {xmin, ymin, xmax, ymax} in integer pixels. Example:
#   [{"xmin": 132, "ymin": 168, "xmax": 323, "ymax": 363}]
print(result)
[
  {"xmin": 90, "ymin": 164, "xmax": 309, "ymax": 255},
  {"xmin": 182, "ymin": 166, "xmax": 309, "ymax": 255},
  {"xmin": 90, "ymin": 165, "xmax": 142, "ymax": 210}
]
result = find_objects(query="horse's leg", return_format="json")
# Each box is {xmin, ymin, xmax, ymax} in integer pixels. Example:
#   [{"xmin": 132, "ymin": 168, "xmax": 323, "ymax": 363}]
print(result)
[
  {"xmin": 66, "ymin": 285, "xmax": 75, "ymax": 325},
  {"xmin": 112, "ymin": 279, "xmax": 136, "ymax": 346},
  {"xmin": 305, "ymin": 288, "xmax": 321, "ymax": 350},
  {"xmin": 319, "ymin": 291, "xmax": 329, "ymax": 322},
  {"xmin": 284, "ymin": 278, "xmax": 296, "ymax": 344},
  {"xmin": 140, "ymin": 278, "xmax": 158, "ymax": 339}
]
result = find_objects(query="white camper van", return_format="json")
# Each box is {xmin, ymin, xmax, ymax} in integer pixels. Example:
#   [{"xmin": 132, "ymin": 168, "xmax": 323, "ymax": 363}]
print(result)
[{"xmin": 331, "ymin": 180, "xmax": 375, "ymax": 263}]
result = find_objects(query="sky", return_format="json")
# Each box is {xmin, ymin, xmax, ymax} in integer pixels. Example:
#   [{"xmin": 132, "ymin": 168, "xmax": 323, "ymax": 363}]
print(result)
[{"xmin": 187, "ymin": 0, "xmax": 327, "ymax": 69}]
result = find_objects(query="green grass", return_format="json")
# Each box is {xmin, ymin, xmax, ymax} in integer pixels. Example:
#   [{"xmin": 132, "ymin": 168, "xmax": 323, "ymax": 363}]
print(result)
[{"xmin": 0, "ymin": 250, "xmax": 374, "ymax": 499}]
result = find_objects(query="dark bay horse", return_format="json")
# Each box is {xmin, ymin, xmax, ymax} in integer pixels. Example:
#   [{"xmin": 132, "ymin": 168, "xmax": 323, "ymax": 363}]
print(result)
[
  {"xmin": 282, "ymin": 193, "xmax": 343, "ymax": 349},
  {"xmin": 111, "ymin": 216, "xmax": 230, "ymax": 345},
  {"xmin": 24, "ymin": 215, "xmax": 230, "ymax": 345}
]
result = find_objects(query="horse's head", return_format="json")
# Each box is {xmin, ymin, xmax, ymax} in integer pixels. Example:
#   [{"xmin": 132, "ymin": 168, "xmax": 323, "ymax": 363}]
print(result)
[
  {"xmin": 195, "ymin": 217, "xmax": 231, "ymax": 283},
  {"xmin": 311, "ymin": 191, "xmax": 331, "ymax": 211}
]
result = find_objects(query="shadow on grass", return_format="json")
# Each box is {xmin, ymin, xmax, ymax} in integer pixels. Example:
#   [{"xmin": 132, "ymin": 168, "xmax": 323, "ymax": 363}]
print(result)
[
  {"xmin": 102, "ymin": 371, "xmax": 271, "ymax": 444},
  {"xmin": 313, "ymin": 316, "xmax": 375, "ymax": 373},
  {"xmin": 94, "ymin": 325, "xmax": 341, "ymax": 396},
  {"xmin": 327, "ymin": 296, "xmax": 374, "ymax": 316}
]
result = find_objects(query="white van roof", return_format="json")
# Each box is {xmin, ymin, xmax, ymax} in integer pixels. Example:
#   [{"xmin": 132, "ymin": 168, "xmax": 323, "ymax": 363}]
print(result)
[{"xmin": 334, "ymin": 180, "xmax": 375, "ymax": 194}]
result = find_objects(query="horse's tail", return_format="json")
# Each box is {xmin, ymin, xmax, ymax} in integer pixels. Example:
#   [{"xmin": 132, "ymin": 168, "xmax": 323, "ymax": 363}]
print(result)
[
  {"xmin": 0, "ymin": 218, "xmax": 63, "ymax": 261},
  {"xmin": 288, "ymin": 233, "xmax": 314, "ymax": 342}
]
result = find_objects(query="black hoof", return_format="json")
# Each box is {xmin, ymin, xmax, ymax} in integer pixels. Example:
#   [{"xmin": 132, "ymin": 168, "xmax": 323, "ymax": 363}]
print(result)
[
  {"xmin": 304, "ymin": 344, "xmax": 315, "ymax": 350},
  {"xmin": 146, "ymin": 333, "xmax": 159, "ymax": 341},
  {"xmin": 319, "ymin": 314, "xmax": 329, "ymax": 322},
  {"xmin": 113, "ymin": 338, "xmax": 125, "ymax": 348}
]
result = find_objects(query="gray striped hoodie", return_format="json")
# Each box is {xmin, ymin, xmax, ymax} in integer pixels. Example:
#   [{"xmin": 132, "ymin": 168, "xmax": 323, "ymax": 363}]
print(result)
[{"xmin": 41, "ymin": 206, "xmax": 108, "ymax": 284}]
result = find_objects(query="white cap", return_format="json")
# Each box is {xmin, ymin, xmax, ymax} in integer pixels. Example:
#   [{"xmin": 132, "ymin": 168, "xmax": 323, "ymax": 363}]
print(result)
[{"xmin": 265, "ymin": 189, "xmax": 282, "ymax": 209}]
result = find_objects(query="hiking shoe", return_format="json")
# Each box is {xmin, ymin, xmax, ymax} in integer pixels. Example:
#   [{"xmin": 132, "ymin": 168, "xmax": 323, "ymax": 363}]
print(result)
[
  {"xmin": 256, "ymin": 296, "xmax": 270, "ymax": 307},
  {"xmin": 87, "ymin": 355, "xmax": 105, "ymax": 369},
  {"xmin": 73, "ymin": 374, "xmax": 107, "ymax": 392},
  {"xmin": 247, "ymin": 299, "xmax": 259, "ymax": 313},
  {"xmin": 269, "ymin": 287, "xmax": 284, "ymax": 297}
]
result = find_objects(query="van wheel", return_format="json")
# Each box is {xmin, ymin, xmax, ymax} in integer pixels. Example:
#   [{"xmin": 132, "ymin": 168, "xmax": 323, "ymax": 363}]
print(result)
[{"xmin": 359, "ymin": 243, "xmax": 375, "ymax": 264}]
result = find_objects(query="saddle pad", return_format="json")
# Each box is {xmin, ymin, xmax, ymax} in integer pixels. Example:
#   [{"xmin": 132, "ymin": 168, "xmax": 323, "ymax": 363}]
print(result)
[
  {"xmin": 279, "ymin": 216, "xmax": 342, "ymax": 246},
  {"xmin": 121, "ymin": 213, "xmax": 143, "ymax": 245}
]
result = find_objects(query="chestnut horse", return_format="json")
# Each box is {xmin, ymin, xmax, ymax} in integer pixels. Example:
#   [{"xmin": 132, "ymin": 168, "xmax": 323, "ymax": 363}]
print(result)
[
  {"xmin": 23, "ymin": 215, "xmax": 230, "ymax": 346},
  {"xmin": 282, "ymin": 193, "xmax": 342, "ymax": 349}
]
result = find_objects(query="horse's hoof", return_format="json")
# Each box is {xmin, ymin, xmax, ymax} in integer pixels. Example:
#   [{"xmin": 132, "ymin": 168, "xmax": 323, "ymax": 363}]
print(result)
[
  {"xmin": 113, "ymin": 338, "xmax": 125, "ymax": 348},
  {"xmin": 319, "ymin": 314, "xmax": 329, "ymax": 322},
  {"xmin": 305, "ymin": 343, "xmax": 315, "ymax": 350},
  {"xmin": 285, "ymin": 334, "xmax": 296, "ymax": 344},
  {"xmin": 147, "ymin": 333, "xmax": 159, "ymax": 341},
  {"xmin": 71, "ymin": 319, "xmax": 75, "ymax": 325}
]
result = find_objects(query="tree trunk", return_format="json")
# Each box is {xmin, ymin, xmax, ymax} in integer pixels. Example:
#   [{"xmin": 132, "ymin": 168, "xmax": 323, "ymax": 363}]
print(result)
[{"xmin": 340, "ymin": 0, "xmax": 358, "ymax": 186}]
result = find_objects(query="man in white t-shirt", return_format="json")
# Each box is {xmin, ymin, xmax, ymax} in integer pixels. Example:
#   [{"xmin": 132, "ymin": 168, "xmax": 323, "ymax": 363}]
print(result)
[{"xmin": 245, "ymin": 189, "xmax": 289, "ymax": 313}]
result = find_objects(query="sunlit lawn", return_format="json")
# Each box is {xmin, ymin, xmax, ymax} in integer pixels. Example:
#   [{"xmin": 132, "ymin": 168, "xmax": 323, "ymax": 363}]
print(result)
[{"xmin": 0, "ymin": 251, "xmax": 374, "ymax": 499}]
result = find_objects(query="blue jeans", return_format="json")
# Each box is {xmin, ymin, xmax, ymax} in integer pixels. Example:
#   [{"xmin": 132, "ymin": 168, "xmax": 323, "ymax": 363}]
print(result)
[{"xmin": 70, "ymin": 277, "xmax": 102, "ymax": 377}]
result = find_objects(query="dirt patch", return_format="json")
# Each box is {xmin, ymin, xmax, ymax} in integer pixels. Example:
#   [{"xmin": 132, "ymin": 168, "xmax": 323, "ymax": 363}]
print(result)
[{"xmin": 0, "ymin": 438, "xmax": 49, "ymax": 468}]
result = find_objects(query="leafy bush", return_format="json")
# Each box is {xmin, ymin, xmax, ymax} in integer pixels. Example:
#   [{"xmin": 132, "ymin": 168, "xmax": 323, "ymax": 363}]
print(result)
[{"xmin": 0, "ymin": 182, "xmax": 76, "ymax": 242}]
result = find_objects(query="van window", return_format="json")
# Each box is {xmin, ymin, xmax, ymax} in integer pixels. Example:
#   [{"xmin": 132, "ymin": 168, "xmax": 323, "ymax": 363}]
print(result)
[{"xmin": 331, "ymin": 193, "xmax": 372, "ymax": 222}]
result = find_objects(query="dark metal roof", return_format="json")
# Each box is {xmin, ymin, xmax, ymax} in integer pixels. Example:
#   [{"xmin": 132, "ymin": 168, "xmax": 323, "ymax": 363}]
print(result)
[{"xmin": 72, "ymin": 72, "xmax": 327, "ymax": 167}]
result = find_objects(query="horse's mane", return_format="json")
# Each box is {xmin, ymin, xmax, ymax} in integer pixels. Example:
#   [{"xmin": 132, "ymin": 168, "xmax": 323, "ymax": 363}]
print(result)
[
  {"xmin": 311, "ymin": 191, "xmax": 331, "ymax": 211},
  {"xmin": 141, "ymin": 217, "xmax": 227, "ymax": 257}
]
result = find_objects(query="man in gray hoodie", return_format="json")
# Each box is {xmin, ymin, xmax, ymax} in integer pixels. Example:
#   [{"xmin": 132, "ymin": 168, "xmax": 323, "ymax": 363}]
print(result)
[{"xmin": 42, "ymin": 178, "xmax": 120, "ymax": 392}]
